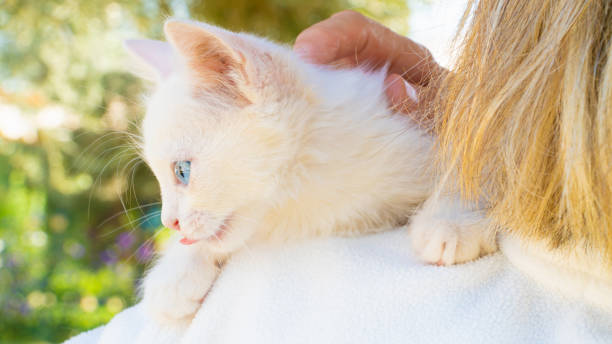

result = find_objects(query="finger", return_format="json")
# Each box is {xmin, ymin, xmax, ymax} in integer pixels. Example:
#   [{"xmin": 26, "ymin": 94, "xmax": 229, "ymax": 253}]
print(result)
[
  {"xmin": 294, "ymin": 10, "xmax": 368, "ymax": 64},
  {"xmin": 328, "ymin": 56, "xmax": 358, "ymax": 69},
  {"xmin": 303, "ymin": 10, "xmax": 442, "ymax": 85},
  {"xmin": 386, "ymin": 39, "xmax": 444, "ymax": 86},
  {"xmin": 384, "ymin": 73, "xmax": 419, "ymax": 114},
  {"xmin": 294, "ymin": 26, "xmax": 342, "ymax": 64},
  {"xmin": 295, "ymin": 10, "xmax": 445, "ymax": 86}
]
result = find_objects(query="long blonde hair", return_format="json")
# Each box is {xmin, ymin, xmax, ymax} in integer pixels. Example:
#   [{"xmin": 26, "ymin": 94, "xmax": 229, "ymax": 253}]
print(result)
[{"xmin": 436, "ymin": 0, "xmax": 612, "ymax": 263}]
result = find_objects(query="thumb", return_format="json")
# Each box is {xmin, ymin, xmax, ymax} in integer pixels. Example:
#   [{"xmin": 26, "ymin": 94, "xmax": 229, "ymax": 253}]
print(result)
[
  {"xmin": 294, "ymin": 27, "xmax": 341, "ymax": 64},
  {"xmin": 384, "ymin": 74, "xmax": 419, "ymax": 114}
]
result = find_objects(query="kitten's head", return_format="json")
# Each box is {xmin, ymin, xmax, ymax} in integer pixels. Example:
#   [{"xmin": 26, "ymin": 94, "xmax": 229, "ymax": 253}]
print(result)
[{"xmin": 126, "ymin": 21, "xmax": 309, "ymax": 253}]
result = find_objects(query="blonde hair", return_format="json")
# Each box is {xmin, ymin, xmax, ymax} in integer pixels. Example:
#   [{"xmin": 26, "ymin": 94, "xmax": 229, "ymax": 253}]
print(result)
[{"xmin": 435, "ymin": 0, "xmax": 612, "ymax": 263}]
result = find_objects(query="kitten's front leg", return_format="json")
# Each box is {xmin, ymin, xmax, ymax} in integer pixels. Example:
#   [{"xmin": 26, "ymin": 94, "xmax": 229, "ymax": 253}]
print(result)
[
  {"xmin": 142, "ymin": 236, "xmax": 220, "ymax": 325},
  {"xmin": 409, "ymin": 193, "xmax": 498, "ymax": 265}
]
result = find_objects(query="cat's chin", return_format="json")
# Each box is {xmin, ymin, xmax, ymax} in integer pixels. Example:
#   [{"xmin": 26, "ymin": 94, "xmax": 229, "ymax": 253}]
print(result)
[
  {"xmin": 179, "ymin": 215, "xmax": 234, "ymax": 246},
  {"xmin": 204, "ymin": 223, "xmax": 257, "ymax": 255},
  {"xmin": 183, "ymin": 203, "xmax": 266, "ymax": 253},
  {"xmin": 178, "ymin": 221, "xmax": 252, "ymax": 254},
  {"xmin": 203, "ymin": 234, "xmax": 250, "ymax": 254}
]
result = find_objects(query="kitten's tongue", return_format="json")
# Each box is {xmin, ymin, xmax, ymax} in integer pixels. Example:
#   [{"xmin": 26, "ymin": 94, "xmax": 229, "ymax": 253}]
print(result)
[{"xmin": 179, "ymin": 237, "xmax": 198, "ymax": 245}]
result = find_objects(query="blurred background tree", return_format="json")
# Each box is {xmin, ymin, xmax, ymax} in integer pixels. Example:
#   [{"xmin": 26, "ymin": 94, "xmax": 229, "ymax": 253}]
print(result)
[{"xmin": 0, "ymin": 0, "xmax": 411, "ymax": 342}]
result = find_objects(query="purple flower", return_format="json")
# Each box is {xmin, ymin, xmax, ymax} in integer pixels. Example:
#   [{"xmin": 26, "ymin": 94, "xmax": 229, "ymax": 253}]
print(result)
[
  {"xmin": 116, "ymin": 233, "xmax": 134, "ymax": 250},
  {"xmin": 19, "ymin": 302, "xmax": 30, "ymax": 316},
  {"xmin": 100, "ymin": 249, "xmax": 118, "ymax": 265},
  {"xmin": 136, "ymin": 242, "xmax": 154, "ymax": 263}
]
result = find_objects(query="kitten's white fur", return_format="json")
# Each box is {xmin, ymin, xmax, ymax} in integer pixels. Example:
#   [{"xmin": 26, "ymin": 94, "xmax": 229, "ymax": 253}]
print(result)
[{"xmin": 126, "ymin": 20, "xmax": 496, "ymax": 328}]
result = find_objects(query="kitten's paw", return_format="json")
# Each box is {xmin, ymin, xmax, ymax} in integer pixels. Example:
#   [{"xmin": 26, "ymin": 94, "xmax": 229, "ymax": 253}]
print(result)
[
  {"xmin": 143, "ymin": 277, "xmax": 201, "ymax": 325},
  {"xmin": 142, "ymin": 258, "xmax": 217, "ymax": 325},
  {"xmin": 409, "ymin": 199, "xmax": 497, "ymax": 265}
]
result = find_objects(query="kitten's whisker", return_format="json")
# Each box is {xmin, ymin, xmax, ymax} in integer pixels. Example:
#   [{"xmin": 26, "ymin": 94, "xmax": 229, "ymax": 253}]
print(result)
[
  {"xmin": 78, "ymin": 144, "xmax": 131, "ymax": 173},
  {"xmin": 97, "ymin": 202, "xmax": 161, "ymax": 229},
  {"xmin": 99, "ymin": 211, "xmax": 161, "ymax": 238},
  {"xmin": 87, "ymin": 149, "xmax": 137, "ymax": 217},
  {"xmin": 129, "ymin": 162, "xmax": 146, "ymax": 214},
  {"xmin": 117, "ymin": 188, "xmax": 137, "ymax": 235},
  {"xmin": 72, "ymin": 132, "xmax": 129, "ymax": 168},
  {"xmin": 127, "ymin": 230, "xmax": 165, "ymax": 264},
  {"xmin": 120, "ymin": 157, "xmax": 145, "ymax": 212}
]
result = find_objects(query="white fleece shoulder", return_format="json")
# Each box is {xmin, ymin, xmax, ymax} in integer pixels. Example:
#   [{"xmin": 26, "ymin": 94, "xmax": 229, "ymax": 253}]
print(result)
[
  {"xmin": 500, "ymin": 233, "xmax": 612, "ymax": 312},
  {"xmin": 66, "ymin": 230, "xmax": 612, "ymax": 344}
]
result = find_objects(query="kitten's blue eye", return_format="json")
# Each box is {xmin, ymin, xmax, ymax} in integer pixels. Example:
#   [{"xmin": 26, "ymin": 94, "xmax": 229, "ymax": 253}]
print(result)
[{"xmin": 174, "ymin": 161, "xmax": 191, "ymax": 185}]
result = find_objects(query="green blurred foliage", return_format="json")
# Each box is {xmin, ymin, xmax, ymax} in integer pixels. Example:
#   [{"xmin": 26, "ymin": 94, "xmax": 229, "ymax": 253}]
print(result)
[{"xmin": 0, "ymin": 0, "xmax": 410, "ymax": 342}]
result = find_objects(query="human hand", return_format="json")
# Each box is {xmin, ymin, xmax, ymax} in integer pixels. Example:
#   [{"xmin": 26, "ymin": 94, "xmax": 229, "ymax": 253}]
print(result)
[{"xmin": 294, "ymin": 10, "xmax": 444, "ymax": 116}]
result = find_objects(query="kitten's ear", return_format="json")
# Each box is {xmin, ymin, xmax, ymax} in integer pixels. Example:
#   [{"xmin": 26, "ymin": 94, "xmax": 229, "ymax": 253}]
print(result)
[
  {"xmin": 124, "ymin": 39, "xmax": 174, "ymax": 81},
  {"xmin": 163, "ymin": 20, "xmax": 248, "ymax": 88}
]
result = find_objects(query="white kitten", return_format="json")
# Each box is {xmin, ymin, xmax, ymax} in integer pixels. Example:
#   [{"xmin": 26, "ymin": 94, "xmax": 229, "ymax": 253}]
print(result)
[{"xmin": 125, "ymin": 20, "xmax": 496, "ymax": 327}]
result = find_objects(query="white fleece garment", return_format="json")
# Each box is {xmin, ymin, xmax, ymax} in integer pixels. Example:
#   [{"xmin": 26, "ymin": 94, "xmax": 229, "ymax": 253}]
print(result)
[{"xmin": 65, "ymin": 229, "xmax": 612, "ymax": 344}]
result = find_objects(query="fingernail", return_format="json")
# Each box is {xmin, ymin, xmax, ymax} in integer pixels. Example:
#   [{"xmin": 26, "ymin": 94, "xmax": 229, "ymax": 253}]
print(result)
[
  {"xmin": 404, "ymin": 80, "xmax": 419, "ymax": 103},
  {"xmin": 294, "ymin": 45, "xmax": 312, "ymax": 61}
]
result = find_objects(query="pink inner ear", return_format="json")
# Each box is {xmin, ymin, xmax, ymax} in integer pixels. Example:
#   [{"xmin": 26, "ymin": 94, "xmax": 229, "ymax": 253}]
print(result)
[
  {"xmin": 163, "ymin": 21, "xmax": 241, "ymax": 80},
  {"xmin": 163, "ymin": 21, "xmax": 252, "ymax": 105},
  {"xmin": 124, "ymin": 39, "xmax": 174, "ymax": 79}
]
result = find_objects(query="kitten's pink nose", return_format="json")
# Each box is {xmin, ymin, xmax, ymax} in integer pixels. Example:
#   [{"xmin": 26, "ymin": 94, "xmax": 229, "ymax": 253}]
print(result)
[{"xmin": 164, "ymin": 218, "xmax": 181, "ymax": 231}]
